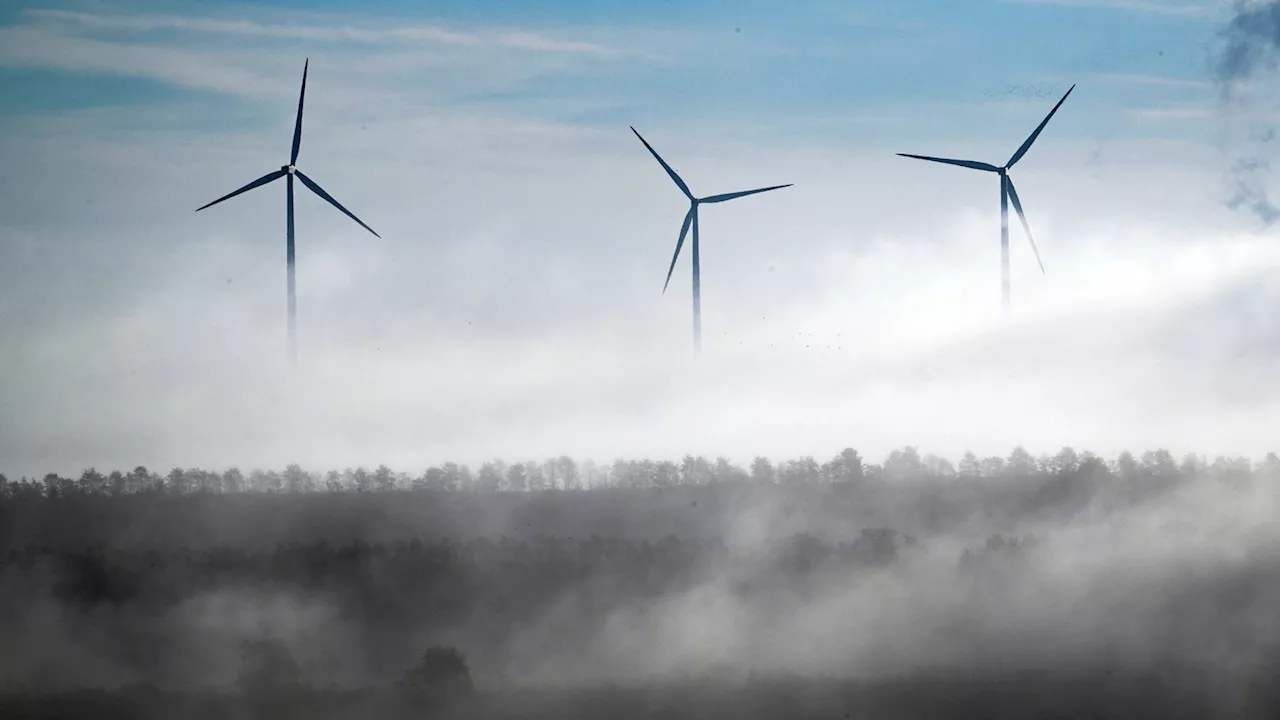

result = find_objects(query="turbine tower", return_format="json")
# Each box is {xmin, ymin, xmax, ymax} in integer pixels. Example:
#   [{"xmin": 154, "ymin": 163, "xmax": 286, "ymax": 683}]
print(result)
[
  {"xmin": 898, "ymin": 85, "xmax": 1074, "ymax": 310},
  {"xmin": 196, "ymin": 59, "xmax": 380, "ymax": 364},
  {"xmin": 631, "ymin": 127, "xmax": 792, "ymax": 353}
]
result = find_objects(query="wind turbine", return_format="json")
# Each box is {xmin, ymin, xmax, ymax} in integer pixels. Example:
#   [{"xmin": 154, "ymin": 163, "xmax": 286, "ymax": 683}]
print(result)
[
  {"xmin": 631, "ymin": 127, "xmax": 792, "ymax": 353},
  {"xmin": 898, "ymin": 85, "xmax": 1074, "ymax": 310},
  {"xmin": 196, "ymin": 59, "xmax": 380, "ymax": 364}
]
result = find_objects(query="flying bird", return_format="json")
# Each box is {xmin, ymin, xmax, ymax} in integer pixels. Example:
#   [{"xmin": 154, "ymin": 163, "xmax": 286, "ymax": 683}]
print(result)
[
  {"xmin": 196, "ymin": 59, "xmax": 380, "ymax": 364},
  {"xmin": 898, "ymin": 85, "xmax": 1075, "ymax": 310},
  {"xmin": 631, "ymin": 127, "xmax": 792, "ymax": 354}
]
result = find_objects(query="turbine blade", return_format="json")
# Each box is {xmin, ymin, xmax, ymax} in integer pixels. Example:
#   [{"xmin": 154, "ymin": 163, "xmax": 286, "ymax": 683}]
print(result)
[
  {"xmin": 663, "ymin": 207, "xmax": 695, "ymax": 294},
  {"xmin": 294, "ymin": 170, "xmax": 381, "ymax": 238},
  {"xmin": 631, "ymin": 127, "xmax": 694, "ymax": 200},
  {"xmin": 1005, "ymin": 176, "xmax": 1045, "ymax": 274},
  {"xmin": 291, "ymin": 58, "xmax": 309, "ymax": 165},
  {"xmin": 896, "ymin": 154, "xmax": 1000, "ymax": 172},
  {"xmin": 700, "ymin": 183, "xmax": 793, "ymax": 204},
  {"xmin": 1006, "ymin": 84, "xmax": 1075, "ymax": 169},
  {"xmin": 195, "ymin": 169, "xmax": 287, "ymax": 212}
]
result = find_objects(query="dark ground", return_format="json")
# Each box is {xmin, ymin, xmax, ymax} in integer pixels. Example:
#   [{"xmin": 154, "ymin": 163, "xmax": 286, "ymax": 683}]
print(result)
[
  {"xmin": 0, "ymin": 669, "xmax": 1236, "ymax": 720},
  {"xmin": 2, "ymin": 461, "xmax": 1277, "ymax": 718}
]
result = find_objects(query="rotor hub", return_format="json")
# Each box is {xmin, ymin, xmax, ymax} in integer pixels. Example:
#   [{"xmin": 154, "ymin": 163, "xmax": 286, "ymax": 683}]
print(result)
[{"xmin": 283, "ymin": 165, "xmax": 297, "ymax": 175}]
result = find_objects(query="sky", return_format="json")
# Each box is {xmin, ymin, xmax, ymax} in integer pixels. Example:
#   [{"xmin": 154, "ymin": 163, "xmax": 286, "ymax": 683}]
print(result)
[{"xmin": 1, "ymin": 0, "xmax": 1279, "ymax": 478}]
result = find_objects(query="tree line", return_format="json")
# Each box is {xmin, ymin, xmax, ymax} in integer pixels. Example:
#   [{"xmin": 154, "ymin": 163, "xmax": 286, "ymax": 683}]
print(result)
[{"xmin": 3, "ymin": 446, "xmax": 1276, "ymax": 499}]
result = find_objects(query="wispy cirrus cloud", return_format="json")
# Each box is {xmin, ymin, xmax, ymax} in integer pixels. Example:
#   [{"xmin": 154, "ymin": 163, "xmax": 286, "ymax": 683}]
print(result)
[
  {"xmin": 1124, "ymin": 106, "xmax": 1213, "ymax": 121},
  {"xmin": 0, "ymin": 6, "xmax": 648, "ymax": 116},
  {"xmin": 1003, "ymin": 0, "xmax": 1222, "ymax": 18},
  {"xmin": 20, "ymin": 8, "xmax": 633, "ymax": 56},
  {"xmin": 1091, "ymin": 72, "xmax": 1212, "ymax": 88},
  {"xmin": 0, "ymin": 24, "xmax": 284, "ymax": 97}
]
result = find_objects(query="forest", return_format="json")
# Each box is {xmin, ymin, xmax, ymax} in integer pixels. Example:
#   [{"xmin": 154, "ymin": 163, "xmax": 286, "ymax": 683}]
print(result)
[
  {"xmin": 5, "ymin": 445, "xmax": 1273, "ymax": 499},
  {"xmin": 3, "ymin": 445, "xmax": 1280, "ymax": 718}
]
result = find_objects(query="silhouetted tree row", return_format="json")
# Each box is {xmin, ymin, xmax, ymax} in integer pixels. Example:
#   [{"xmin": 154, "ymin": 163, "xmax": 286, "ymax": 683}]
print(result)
[{"xmin": 3, "ymin": 446, "xmax": 1277, "ymax": 499}]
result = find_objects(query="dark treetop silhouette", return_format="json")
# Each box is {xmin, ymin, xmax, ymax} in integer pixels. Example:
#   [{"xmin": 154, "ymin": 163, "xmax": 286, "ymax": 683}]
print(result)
[
  {"xmin": 195, "ymin": 59, "xmax": 381, "ymax": 364},
  {"xmin": 631, "ymin": 127, "xmax": 792, "ymax": 353},
  {"xmin": 898, "ymin": 85, "xmax": 1075, "ymax": 310}
]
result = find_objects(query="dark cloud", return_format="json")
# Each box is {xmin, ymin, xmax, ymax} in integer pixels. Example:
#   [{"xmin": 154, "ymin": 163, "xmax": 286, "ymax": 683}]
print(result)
[
  {"xmin": 1226, "ymin": 156, "xmax": 1280, "ymax": 223},
  {"xmin": 1216, "ymin": 1, "xmax": 1280, "ymax": 88},
  {"xmin": 1214, "ymin": 1, "xmax": 1280, "ymax": 225}
]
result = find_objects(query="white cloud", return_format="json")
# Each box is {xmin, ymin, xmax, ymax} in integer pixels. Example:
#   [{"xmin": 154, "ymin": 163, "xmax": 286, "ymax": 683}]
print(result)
[
  {"xmin": 0, "ymin": 6, "xmax": 646, "ymax": 118},
  {"xmin": 0, "ymin": 25, "xmax": 284, "ymax": 97},
  {"xmin": 2, "ymin": 105, "xmax": 1275, "ymax": 477},
  {"xmin": 21, "ymin": 8, "xmax": 631, "ymax": 56}
]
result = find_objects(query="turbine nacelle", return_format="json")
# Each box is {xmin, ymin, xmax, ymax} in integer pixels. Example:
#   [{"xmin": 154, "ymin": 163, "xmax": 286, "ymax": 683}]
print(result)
[
  {"xmin": 896, "ymin": 84, "xmax": 1073, "ymax": 305},
  {"xmin": 195, "ymin": 58, "xmax": 380, "ymax": 365},
  {"xmin": 630, "ymin": 126, "xmax": 791, "ymax": 353}
]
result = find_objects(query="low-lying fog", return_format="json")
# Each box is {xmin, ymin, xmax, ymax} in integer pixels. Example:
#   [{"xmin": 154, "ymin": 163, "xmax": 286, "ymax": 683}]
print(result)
[{"xmin": 2, "ymin": 458, "xmax": 1278, "ymax": 718}]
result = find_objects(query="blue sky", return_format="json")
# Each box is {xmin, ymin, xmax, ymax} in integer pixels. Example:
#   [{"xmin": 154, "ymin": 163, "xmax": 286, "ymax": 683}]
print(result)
[
  {"xmin": 0, "ymin": 0, "xmax": 1220, "ymax": 142},
  {"xmin": 4, "ymin": 0, "xmax": 1280, "ymax": 477}
]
